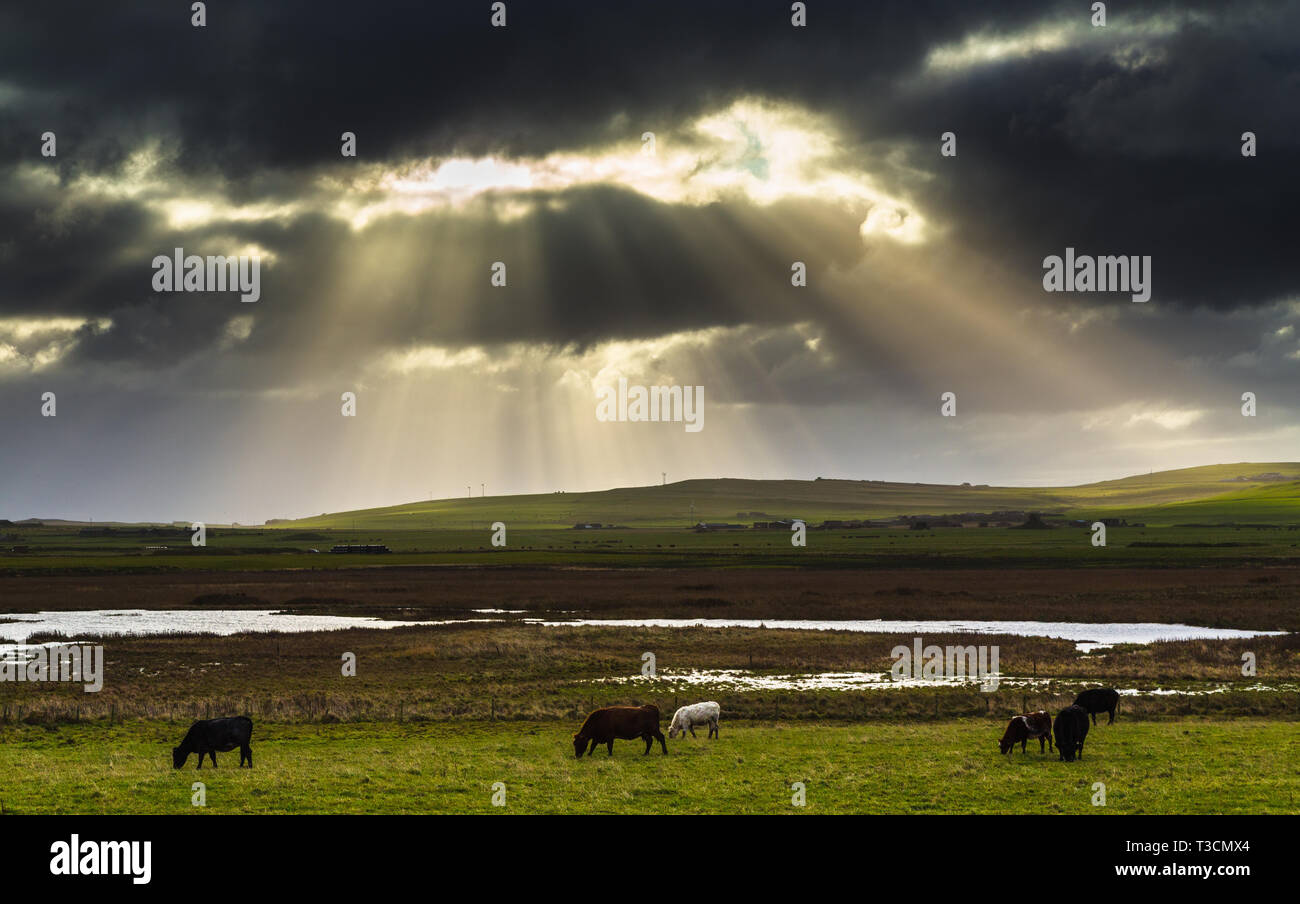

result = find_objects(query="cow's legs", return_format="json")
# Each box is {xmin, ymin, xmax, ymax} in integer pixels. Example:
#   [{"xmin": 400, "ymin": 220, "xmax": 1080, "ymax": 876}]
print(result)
[
  {"xmin": 195, "ymin": 752, "xmax": 203, "ymax": 770},
  {"xmin": 607, "ymin": 740, "xmax": 615, "ymax": 756},
  {"xmin": 1108, "ymin": 708, "xmax": 1115, "ymax": 725},
  {"xmin": 240, "ymin": 745, "xmax": 252, "ymax": 767},
  {"xmin": 209, "ymin": 750, "xmax": 218, "ymax": 768},
  {"xmin": 1021, "ymin": 740, "xmax": 1027, "ymax": 754},
  {"xmin": 1038, "ymin": 736, "xmax": 1046, "ymax": 754},
  {"xmin": 709, "ymin": 719, "xmax": 718, "ymax": 739},
  {"xmin": 656, "ymin": 730, "xmax": 667, "ymax": 754},
  {"xmin": 586, "ymin": 738, "xmax": 597, "ymax": 756},
  {"xmin": 688, "ymin": 724, "xmax": 697, "ymax": 738},
  {"xmin": 643, "ymin": 734, "xmax": 652, "ymax": 755},
  {"xmin": 1090, "ymin": 712, "xmax": 1097, "ymax": 726}
]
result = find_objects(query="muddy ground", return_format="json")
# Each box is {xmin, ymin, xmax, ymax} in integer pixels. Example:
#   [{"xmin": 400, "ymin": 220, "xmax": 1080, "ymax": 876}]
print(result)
[{"xmin": 3, "ymin": 564, "xmax": 1299, "ymax": 629}]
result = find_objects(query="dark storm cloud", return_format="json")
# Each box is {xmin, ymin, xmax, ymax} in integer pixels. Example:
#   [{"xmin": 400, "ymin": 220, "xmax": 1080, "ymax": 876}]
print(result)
[
  {"xmin": 0, "ymin": 0, "xmax": 1297, "ymax": 383},
  {"xmin": 890, "ymin": 3, "xmax": 1300, "ymax": 311},
  {"xmin": 0, "ymin": 1, "xmax": 1039, "ymax": 169}
]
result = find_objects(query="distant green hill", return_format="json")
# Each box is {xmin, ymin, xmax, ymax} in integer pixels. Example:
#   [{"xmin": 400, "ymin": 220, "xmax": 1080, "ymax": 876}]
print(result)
[
  {"xmin": 1096, "ymin": 479, "xmax": 1300, "ymax": 525},
  {"xmin": 278, "ymin": 462, "xmax": 1300, "ymax": 529}
]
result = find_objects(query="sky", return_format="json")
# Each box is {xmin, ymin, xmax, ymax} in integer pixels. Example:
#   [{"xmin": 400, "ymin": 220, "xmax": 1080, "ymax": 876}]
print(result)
[{"xmin": 1, "ymin": 0, "xmax": 1298, "ymax": 523}]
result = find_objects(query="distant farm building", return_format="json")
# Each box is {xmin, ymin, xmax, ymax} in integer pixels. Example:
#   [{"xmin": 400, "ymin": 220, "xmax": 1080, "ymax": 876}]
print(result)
[{"xmin": 752, "ymin": 519, "xmax": 801, "ymax": 530}]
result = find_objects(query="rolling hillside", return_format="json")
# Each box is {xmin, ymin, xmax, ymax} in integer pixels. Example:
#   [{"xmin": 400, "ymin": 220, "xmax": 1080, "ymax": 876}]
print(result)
[
  {"xmin": 1100, "ymin": 479, "xmax": 1300, "ymax": 525},
  {"xmin": 276, "ymin": 463, "xmax": 1300, "ymax": 529}
]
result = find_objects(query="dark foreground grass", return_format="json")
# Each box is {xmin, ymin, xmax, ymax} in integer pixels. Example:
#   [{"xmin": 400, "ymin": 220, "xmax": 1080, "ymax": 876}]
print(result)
[
  {"xmin": 6, "ymin": 522, "xmax": 1300, "ymax": 574},
  {"xmin": 1, "ymin": 719, "xmax": 1295, "ymax": 814}
]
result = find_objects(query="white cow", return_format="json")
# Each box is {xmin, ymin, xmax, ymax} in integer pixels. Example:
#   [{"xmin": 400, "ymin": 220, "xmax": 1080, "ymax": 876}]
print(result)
[{"xmin": 668, "ymin": 701, "xmax": 721, "ymax": 739}]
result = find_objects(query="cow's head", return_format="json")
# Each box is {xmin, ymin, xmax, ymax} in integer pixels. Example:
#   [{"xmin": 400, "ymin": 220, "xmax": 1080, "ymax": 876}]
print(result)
[
  {"xmin": 572, "ymin": 733, "xmax": 585, "ymax": 758},
  {"xmin": 668, "ymin": 723, "xmax": 680, "ymax": 739},
  {"xmin": 172, "ymin": 746, "xmax": 187, "ymax": 769},
  {"xmin": 999, "ymin": 737, "xmax": 1013, "ymax": 755}
]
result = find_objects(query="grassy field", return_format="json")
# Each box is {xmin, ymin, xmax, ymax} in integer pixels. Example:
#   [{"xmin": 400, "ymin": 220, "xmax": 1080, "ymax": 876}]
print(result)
[
  {"xmin": 1, "ymin": 719, "xmax": 1295, "ymax": 814},
  {"xmin": 4, "ymin": 523, "xmax": 1300, "ymax": 574},
  {"xmin": 7, "ymin": 464, "xmax": 1299, "ymax": 539},
  {"xmin": 270, "ymin": 463, "xmax": 1300, "ymax": 529},
  {"xmin": 2, "ymin": 461, "xmax": 1296, "ymax": 816},
  {"xmin": 4, "ymin": 462, "xmax": 1296, "ymax": 574},
  {"xmin": 1114, "ymin": 480, "xmax": 1300, "ymax": 525}
]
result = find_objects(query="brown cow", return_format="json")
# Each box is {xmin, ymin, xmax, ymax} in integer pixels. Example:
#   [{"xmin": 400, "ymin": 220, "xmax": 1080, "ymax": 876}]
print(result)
[
  {"xmin": 999, "ymin": 710, "xmax": 1053, "ymax": 755},
  {"xmin": 573, "ymin": 704, "xmax": 667, "ymax": 757}
]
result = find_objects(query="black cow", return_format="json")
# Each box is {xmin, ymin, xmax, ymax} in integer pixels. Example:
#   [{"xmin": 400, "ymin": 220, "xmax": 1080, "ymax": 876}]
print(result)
[
  {"xmin": 1053, "ymin": 705, "xmax": 1090, "ymax": 762},
  {"xmin": 1073, "ymin": 688, "xmax": 1120, "ymax": 725},
  {"xmin": 173, "ymin": 716, "xmax": 254, "ymax": 769}
]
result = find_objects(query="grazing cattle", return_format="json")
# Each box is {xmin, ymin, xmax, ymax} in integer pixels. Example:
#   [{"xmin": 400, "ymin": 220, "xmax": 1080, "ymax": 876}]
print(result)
[
  {"xmin": 573, "ymin": 704, "xmax": 667, "ymax": 757},
  {"xmin": 999, "ymin": 711, "xmax": 1053, "ymax": 755},
  {"xmin": 1073, "ymin": 688, "xmax": 1119, "ymax": 725},
  {"xmin": 172, "ymin": 716, "xmax": 254, "ymax": 769},
  {"xmin": 669, "ymin": 701, "xmax": 721, "ymax": 740},
  {"xmin": 1053, "ymin": 705, "xmax": 1090, "ymax": 762}
]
